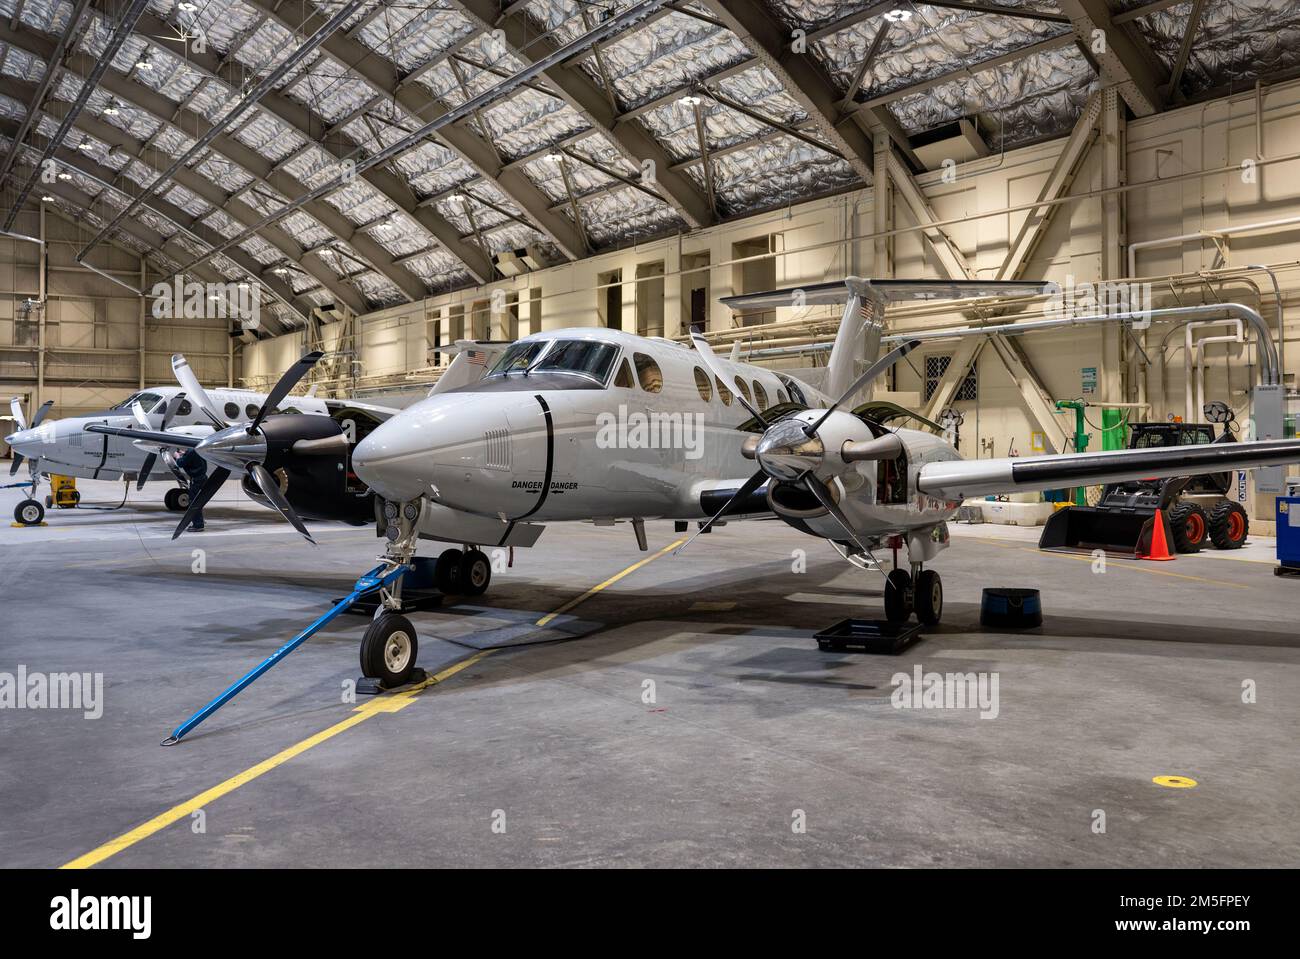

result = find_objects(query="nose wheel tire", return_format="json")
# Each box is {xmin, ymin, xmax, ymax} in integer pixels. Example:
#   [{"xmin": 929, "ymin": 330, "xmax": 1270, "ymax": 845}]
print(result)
[
  {"xmin": 457, "ymin": 549, "xmax": 492, "ymax": 596},
  {"xmin": 359, "ymin": 613, "xmax": 419, "ymax": 688},
  {"xmin": 164, "ymin": 488, "xmax": 190, "ymax": 512},
  {"xmin": 915, "ymin": 569, "xmax": 943, "ymax": 626},
  {"xmin": 14, "ymin": 499, "xmax": 44, "ymax": 526},
  {"xmin": 434, "ymin": 549, "xmax": 462, "ymax": 593},
  {"xmin": 883, "ymin": 568, "xmax": 913, "ymax": 623}
]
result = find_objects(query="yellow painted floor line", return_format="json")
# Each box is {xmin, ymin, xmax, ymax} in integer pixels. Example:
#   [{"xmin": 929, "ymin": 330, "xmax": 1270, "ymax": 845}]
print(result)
[
  {"xmin": 1013, "ymin": 545, "xmax": 1251, "ymax": 588},
  {"xmin": 62, "ymin": 541, "xmax": 683, "ymax": 869},
  {"xmin": 535, "ymin": 538, "xmax": 685, "ymax": 626}
]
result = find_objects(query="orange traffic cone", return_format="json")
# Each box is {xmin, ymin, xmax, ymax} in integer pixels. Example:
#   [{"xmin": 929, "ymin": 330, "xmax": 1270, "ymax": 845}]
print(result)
[{"xmin": 1139, "ymin": 509, "xmax": 1176, "ymax": 561}]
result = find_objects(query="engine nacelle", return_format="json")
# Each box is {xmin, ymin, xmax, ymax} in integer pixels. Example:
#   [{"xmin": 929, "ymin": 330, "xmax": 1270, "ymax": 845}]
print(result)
[{"xmin": 239, "ymin": 414, "xmax": 374, "ymax": 525}]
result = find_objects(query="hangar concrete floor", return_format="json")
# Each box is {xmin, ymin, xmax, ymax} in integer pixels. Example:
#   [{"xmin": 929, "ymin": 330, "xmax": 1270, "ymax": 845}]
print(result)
[{"xmin": 2, "ymin": 476, "xmax": 1297, "ymax": 868}]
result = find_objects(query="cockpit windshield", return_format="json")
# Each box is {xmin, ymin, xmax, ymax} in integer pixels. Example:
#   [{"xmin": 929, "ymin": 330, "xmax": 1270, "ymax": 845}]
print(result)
[
  {"xmin": 533, "ymin": 340, "xmax": 619, "ymax": 384},
  {"xmin": 487, "ymin": 341, "xmax": 549, "ymax": 376},
  {"xmin": 111, "ymin": 391, "xmax": 163, "ymax": 412}
]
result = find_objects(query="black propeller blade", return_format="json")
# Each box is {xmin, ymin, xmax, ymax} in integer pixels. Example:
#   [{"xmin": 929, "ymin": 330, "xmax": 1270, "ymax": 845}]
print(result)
[
  {"xmin": 136, "ymin": 392, "xmax": 188, "ymax": 491},
  {"xmin": 248, "ymin": 463, "xmax": 315, "ymax": 544},
  {"xmin": 172, "ymin": 466, "xmax": 230, "ymax": 540},
  {"xmin": 803, "ymin": 474, "xmax": 873, "ymax": 556},
  {"xmin": 30, "ymin": 399, "xmax": 53, "ymax": 428},
  {"xmin": 674, "ymin": 469, "xmax": 767, "ymax": 555},
  {"xmin": 804, "ymin": 339, "xmax": 922, "ymax": 436},
  {"xmin": 248, "ymin": 351, "xmax": 323, "ymax": 435}
]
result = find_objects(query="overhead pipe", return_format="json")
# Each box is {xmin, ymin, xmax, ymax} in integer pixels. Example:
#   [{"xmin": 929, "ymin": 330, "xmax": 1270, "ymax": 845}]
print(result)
[
  {"xmin": 172, "ymin": 0, "xmax": 671, "ymax": 277},
  {"xmin": 2, "ymin": 0, "xmax": 151, "ymax": 231},
  {"xmin": 74, "ymin": 0, "xmax": 369, "ymax": 266},
  {"xmin": 743, "ymin": 302, "xmax": 1279, "ymax": 386}
]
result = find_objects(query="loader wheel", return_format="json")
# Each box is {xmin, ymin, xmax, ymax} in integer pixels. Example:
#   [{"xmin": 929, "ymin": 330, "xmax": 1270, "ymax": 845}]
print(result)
[
  {"xmin": 1208, "ymin": 501, "xmax": 1249, "ymax": 550},
  {"xmin": 1168, "ymin": 502, "xmax": 1208, "ymax": 553}
]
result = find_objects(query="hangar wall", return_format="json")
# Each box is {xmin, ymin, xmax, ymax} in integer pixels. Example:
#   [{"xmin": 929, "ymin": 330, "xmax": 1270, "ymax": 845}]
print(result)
[{"xmin": 0, "ymin": 207, "xmax": 234, "ymax": 426}]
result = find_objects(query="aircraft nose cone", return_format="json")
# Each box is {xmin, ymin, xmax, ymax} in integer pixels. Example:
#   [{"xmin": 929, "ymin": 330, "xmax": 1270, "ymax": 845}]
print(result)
[
  {"xmin": 353, "ymin": 420, "xmax": 427, "ymax": 503},
  {"xmin": 756, "ymin": 418, "xmax": 824, "ymax": 482},
  {"xmin": 5, "ymin": 428, "xmax": 40, "ymax": 456}
]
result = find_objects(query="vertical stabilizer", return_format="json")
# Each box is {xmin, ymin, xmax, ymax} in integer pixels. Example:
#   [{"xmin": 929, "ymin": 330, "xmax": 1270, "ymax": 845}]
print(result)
[{"xmin": 824, "ymin": 278, "xmax": 886, "ymax": 403}]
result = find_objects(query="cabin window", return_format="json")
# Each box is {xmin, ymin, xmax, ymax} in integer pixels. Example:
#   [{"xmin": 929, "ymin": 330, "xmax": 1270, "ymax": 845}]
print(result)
[
  {"xmin": 693, "ymin": 366, "xmax": 712, "ymax": 402},
  {"xmin": 733, "ymin": 376, "xmax": 752, "ymax": 405},
  {"xmin": 753, "ymin": 381, "xmax": 768, "ymax": 411},
  {"xmin": 715, "ymin": 376, "xmax": 733, "ymax": 406},
  {"xmin": 777, "ymin": 373, "xmax": 806, "ymax": 406},
  {"xmin": 776, "ymin": 388, "xmax": 789, "ymax": 405},
  {"xmin": 614, "ymin": 358, "xmax": 635, "ymax": 388},
  {"xmin": 176, "ymin": 399, "xmax": 193, "ymax": 417},
  {"xmin": 245, "ymin": 403, "xmax": 260, "ymax": 420},
  {"xmin": 633, "ymin": 353, "xmax": 663, "ymax": 393},
  {"xmin": 224, "ymin": 402, "xmax": 240, "ymax": 420}
]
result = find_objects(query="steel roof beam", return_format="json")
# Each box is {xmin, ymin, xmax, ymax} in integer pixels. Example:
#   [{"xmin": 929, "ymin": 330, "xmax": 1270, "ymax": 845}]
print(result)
[
  {"xmin": 0, "ymin": 0, "xmax": 93, "ymax": 185},
  {"xmin": 0, "ymin": 21, "xmax": 426, "ymax": 304},
  {"xmin": 1057, "ymin": 0, "xmax": 1166, "ymax": 117},
  {"xmin": 123, "ymin": 7, "xmax": 493, "ymax": 284},
  {"xmin": 699, "ymin": 0, "xmax": 875, "ymax": 183},
  {"xmin": 451, "ymin": 0, "xmax": 714, "ymax": 229},
  {"xmin": 0, "ymin": 28, "xmax": 393, "ymax": 311},
  {"xmin": 0, "ymin": 112, "xmax": 312, "ymax": 325},
  {"xmin": 241, "ymin": 0, "xmax": 589, "ymax": 260}
]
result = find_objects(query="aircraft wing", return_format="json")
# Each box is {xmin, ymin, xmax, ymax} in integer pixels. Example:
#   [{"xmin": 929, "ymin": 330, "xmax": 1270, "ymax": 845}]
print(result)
[
  {"xmin": 85, "ymin": 423, "xmax": 203, "ymax": 448},
  {"xmin": 917, "ymin": 439, "xmax": 1300, "ymax": 501}
]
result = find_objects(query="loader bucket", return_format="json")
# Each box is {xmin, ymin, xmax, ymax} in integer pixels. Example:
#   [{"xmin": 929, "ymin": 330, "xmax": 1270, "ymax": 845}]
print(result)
[{"xmin": 1038, "ymin": 506, "xmax": 1160, "ymax": 558}]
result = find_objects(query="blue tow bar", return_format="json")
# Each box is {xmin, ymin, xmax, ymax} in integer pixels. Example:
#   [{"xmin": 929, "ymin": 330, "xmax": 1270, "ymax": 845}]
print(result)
[{"xmin": 161, "ymin": 563, "xmax": 409, "ymax": 745}]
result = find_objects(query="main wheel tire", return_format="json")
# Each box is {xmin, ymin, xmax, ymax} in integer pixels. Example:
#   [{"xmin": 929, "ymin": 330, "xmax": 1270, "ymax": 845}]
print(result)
[
  {"xmin": 915, "ymin": 569, "xmax": 943, "ymax": 626},
  {"xmin": 359, "ymin": 614, "xmax": 419, "ymax": 687},
  {"xmin": 1208, "ymin": 500, "xmax": 1249, "ymax": 549},
  {"xmin": 883, "ymin": 568, "xmax": 913, "ymax": 623},
  {"xmin": 164, "ymin": 488, "xmax": 189, "ymax": 512},
  {"xmin": 457, "ymin": 548, "xmax": 491, "ymax": 596},
  {"xmin": 14, "ymin": 499, "xmax": 44, "ymax": 526},
  {"xmin": 434, "ymin": 548, "xmax": 462, "ymax": 593},
  {"xmin": 1168, "ymin": 502, "xmax": 1208, "ymax": 553},
  {"xmin": 163, "ymin": 488, "xmax": 177, "ymax": 511}
]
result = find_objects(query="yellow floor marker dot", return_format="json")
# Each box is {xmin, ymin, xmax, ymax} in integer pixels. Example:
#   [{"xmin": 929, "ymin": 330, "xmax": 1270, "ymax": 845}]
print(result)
[{"xmin": 1153, "ymin": 775, "xmax": 1198, "ymax": 788}]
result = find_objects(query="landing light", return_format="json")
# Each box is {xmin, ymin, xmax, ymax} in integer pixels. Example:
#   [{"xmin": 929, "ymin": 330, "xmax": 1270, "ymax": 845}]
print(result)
[{"xmin": 884, "ymin": 8, "xmax": 912, "ymax": 22}]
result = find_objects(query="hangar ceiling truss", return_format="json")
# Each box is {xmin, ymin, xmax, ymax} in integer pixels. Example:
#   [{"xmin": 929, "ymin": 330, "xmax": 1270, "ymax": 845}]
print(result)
[{"xmin": 0, "ymin": 0, "xmax": 1297, "ymax": 330}]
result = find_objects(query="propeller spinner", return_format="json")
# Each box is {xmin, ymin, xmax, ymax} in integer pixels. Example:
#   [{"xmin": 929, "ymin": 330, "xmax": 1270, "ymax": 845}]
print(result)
[{"xmin": 169, "ymin": 350, "xmax": 325, "ymax": 543}]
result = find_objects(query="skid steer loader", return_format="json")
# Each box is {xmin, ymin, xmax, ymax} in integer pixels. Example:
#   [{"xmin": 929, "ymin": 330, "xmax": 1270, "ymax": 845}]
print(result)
[{"xmin": 1039, "ymin": 402, "xmax": 1251, "ymax": 556}]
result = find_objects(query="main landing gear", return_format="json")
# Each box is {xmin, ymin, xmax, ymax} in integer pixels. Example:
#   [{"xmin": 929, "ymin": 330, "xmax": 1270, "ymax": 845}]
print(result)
[
  {"xmin": 163, "ymin": 486, "xmax": 191, "ymax": 513},
  {"xmin": 883, "ymin": 565, "xmax": 943, "ymax": 627}
]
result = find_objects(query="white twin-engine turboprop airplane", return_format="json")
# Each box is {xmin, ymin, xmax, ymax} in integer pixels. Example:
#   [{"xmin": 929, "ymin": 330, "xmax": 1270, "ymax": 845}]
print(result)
[
  {"xmin": 88, "ymin": 277, "xmax": 1300, "ymax": 692},
  {"xmin": 4, "ymin": 359, "xmax": 396, "ymax": 520}
]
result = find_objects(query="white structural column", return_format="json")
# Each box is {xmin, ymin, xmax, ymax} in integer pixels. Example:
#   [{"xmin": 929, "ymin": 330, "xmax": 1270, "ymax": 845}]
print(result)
[{"xmin": 1101, "ymin": 87, "xmax": 1128, "ymax": 402}]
